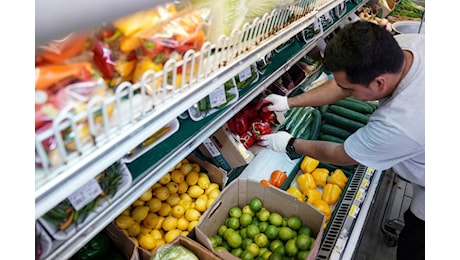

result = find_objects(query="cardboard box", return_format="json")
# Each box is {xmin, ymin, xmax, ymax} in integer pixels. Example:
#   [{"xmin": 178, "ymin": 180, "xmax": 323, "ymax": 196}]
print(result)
[
  {"xmin": 195, "ymin": 179, "xmax": 325, "ymax": 260},
  {"xmin": 199, "ymin": 125, "xmax": 254, "ymax": 169},
  {"xmin": 147, "ymin": 235, "xmax": 222, "ymax": 259},
  {"xmin": 105, "ymin": 222, "xmax": 140, "ymax": 260}
]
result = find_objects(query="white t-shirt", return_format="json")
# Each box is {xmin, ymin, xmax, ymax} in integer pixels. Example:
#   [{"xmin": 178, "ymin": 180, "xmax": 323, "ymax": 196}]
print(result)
[{"xmin": 344, "ymin": 33, "xmax": 425, "ymax": 220}]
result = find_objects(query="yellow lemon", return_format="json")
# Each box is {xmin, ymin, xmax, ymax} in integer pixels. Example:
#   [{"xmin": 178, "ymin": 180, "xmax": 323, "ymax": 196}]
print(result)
[
  {"xmin": 208, "ymin": 189, "xmax": 221, "ymax": 200},
  {"xmin": 205, "ymin": 183, "xmax": 220, "ymax": 195},
  {"xmin": 153, "ymin": 186, "xmax": 170, "ymax": 201},
  {"xmin": 187, "ymin": 185, "xmax": 204, "ymax": 198},
  {"xmin": 121, "ymin": 208, "xmax": 131, "ymax": 216},
  {"xmin": 181, "ymin": 231, "xmax": 189, "ymax": 237},
  {"xmin": 166, "ymin": 182, "xmax": 179, "ymax": 194},
  {"xmin": 166, "ymin": 193, "xmax": 180, "ymax": 207},
  {"xmin": 151, "ymin": 183, "xmax": 162, "ymax": 190},
  {"xmin": 131, "ymin": 206, "xmax": 149, "ymax": 222},
  {"xmin": 130, "ymin": 236, "xmax": 139, "ymax": 247},
  {"xmin": 155, "ymin": 239, "xmax": 166, "ymax": 250},
  {"xmin": 155, "ymin": 216, "xmax": 165, "ymax": 230},
  {"xmin": 157, "ymin": 203, "xmax": 171, "ymax": 217},
  {"xmin": 115, "ymin": 215, "xmax": 135, "ymax": 230},
  {"xmin": 142, "ymin": 213, "xmax": 159, "ymax": 229},
  {"xmin": 139, "ymin": 188, "xmax": 152, "ymax": 201},
  {"xmin": 206, "ymin": 197, "xmax": 216, "ymax": 208},
  {"xmin": 177, "ymin": 181, "xmax": 189, "ymax": 194},
  {"xmin": 171, "ymin": 204, "xmax": 186, "ymax": 219},
  {"xmin": 138, "ymin": 234, "xmax": 156, "ymax": 250},
  {"xmin": 185, "ymin": 208, "xmax": 201, "ymax": 222},
  {"xmin": 191, "ymin": 163, "xmax": 201, "ymax": 173},
  {"xmin": 164, "ymin": 229, "xmax": 182, "ymax": 243},
  {"xmin": 132, "ymin": 199, "xmax": 145, "ymax": 207},
  {"xmin": 180, "ymin": 163, "xmax": 193, "ymax": 175},
  {"xmin": 150, "ymin": 229, "xmax": 163, "ymax": 240},
  {"xmin": 177, "ymin": 217, "xmax": 189, "ymax": 231},
  {"xmin": 180, "ymin": 193, "xmax": 193, "ymax": 204},
  {"xmin": 128, "ymin": 222, "xmax": 141, "ymax": 237},
  {"xmin": 159, "ymin": 173, "xmax": 171, "ymax": 185},
  {"xmin": 194, "ymin": 197, "xmax": 208, "ymax": 213},
  {"xmin": 162, "ymin": 216, "xmax": 178, "ymax": 231},
  {"xmin": 146, "ymin": 198, "xmax": 162, "ymax": 213},
  {"xmin": 181, "ymin": 158, "xmax": 190, "ymax": 164},
  {"xmin": 197, "ymin": 175, "xmax": 211, "ymax": 189},
  {"xmin": 185, "ymin": 171, "xmax": 199, "ymax": 186},
  {"xmin": 188, "ymin": 220, "xmax": 198, "ymax": 231},
  {"xmin": 170, "ymin": 170, "xmax": 185, "ymax": 183},
  {"xmin": 139, "ymin": 225, "xmax": 152, "ymax": 235},
  {"xmin": 174, "ymin": 161, "xmax": 182, "ymax": 169}
]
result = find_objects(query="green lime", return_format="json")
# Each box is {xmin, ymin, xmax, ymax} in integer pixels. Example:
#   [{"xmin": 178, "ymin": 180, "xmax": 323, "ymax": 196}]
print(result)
[
  {"xmin": 254, "ymin": 233, "xmax": 269, "ymax": 248},
  {"xmin": 262, "ymin": 250, "xmax": 272, "ymax": 260},
  {"xmin": 229, "ymin": 206, "xmax": 243, "ymax": 218},
  {"xmin": 298, "ymin": 225, "xmax": 312, "ymax": 236},
  {"xmin": 269, "ymin": 239, "xmax": 284, "ymax": 252},
  {"xmin": 232, "ymin": 247, "xmax": 243, "ymax": 257},
  {"xmin": 246, "ymin": 242, "xmax": 260, "ymax": 257},
  {"xmin": 278, "ymin": 226, "xmax": 296, "ymax": 241},
  {"xmin": 281, "ymin": 217, "xmax": 288, "ymax": 227},
  {"xmin": 240, "ymin": 227, "xmax": 248, "ymax": 239},
  {"xmin": 218, "ymin": 224, "xmax": 228, "ymax": 237},
  {"xmin": 273, "ymin": 244, "xmax": 285, "ymax": 256},
  {"xmin": 296, "ymin": 233, "xmax": 311, "ymax": 250},
  {"xmin": 243, "ymin": 205, "xmax": 255, "ymax": 217},
  {"xmin": 209, "ymin": 235, "xmax": 218, "ymax": 248},
  {"xmin": 223, "ymin": 228, "xmax": 236, "ymax": 241},
  {"xmin": 258, "ymin": 247, "xmax": 269, "ymax": 257},
  {"xmin": 249, "ymin": 197, "xmax": 263, "ymax": 212},
  {"xmin": 286, "ymin": 216, "xmax": 303, "ymax": 231},
  {"xmin": 285, "ymin": 238, "xmax": 298, "ymax": 257},
  {"xmin": 256, "ymin": 208, "xmax": 271, "ymax": 222},
  {"xmin": 258, "ymin": 221, "xmax": 269, "ymax": 233},
  {"xmin": 246, "ymin": 224, "xmax": 261, "ymax": 239},
  {"xmin": 268, "ymin": 212, "xmax": 283, "ymax": 227},
  {"xmin": 268, "ymin": 252, "xmax": 283, "ymax": 260},
  {"xmin": 242, "ymin": 238, "xmax": 253, "ymax": 250},
  {"xmin": 226, "ymin": 216, "xmax": 240, "ymax": 230},
  {"xmin": 240, "ymin": 250, "xmax": 255, "ymax": 260},
  {"xmin": 226, "ymin": 231, "xmax": 243, "ymax": 248},
  {"xmin": 265, "ymin": 224, "xmax": 279, "ymax": 240},
  {"xmin": 297, "ymin": 250, "xmax": 310, "ymax": 259},
  {"xmin": 251, "ymin": 217, "xmax": 260, "ymax": 226},
  {"xmin": 240, "ymin": 213, "xmax": 253, "ymax": 228},
  {"xmin": 309, "ymin": 237, "xmax": 316, "ymax": 250}
]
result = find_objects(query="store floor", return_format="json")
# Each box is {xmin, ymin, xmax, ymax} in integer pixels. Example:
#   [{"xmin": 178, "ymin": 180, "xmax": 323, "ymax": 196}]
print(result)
[{"xmin": 352, "ymin": 169, "xmax": 413, "ymax": 260}]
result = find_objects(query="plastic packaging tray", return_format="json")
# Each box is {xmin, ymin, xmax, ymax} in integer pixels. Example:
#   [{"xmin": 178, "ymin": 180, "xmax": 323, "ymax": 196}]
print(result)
[
  {"xmin": 38, "ymin": 161, "xmax": 133, "ymax": 240},
  {"xmin": 36, "ymin": 221, "xmax": 53, "ymax": 258},
  {"xmin": 123, "ymin": 118, "xmax": 180, "ymax": 163},
  {"xmin": 188, "ymin": 84, "xmax": 239, "ymax": 121}
]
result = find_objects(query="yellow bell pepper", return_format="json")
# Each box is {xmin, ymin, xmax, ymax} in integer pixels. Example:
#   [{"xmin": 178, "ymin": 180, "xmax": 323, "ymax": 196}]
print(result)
[
  {"xmin": 296, "ymin": 173, "xmax": 317, "ymax": 195},
  {"xmin": 328, "ymin": 169, "xmax": 348, "ymax": 189},
  {"xmin": 322, "ymin": 183, "xmax": 342, "ymax": 205},
  {"xmin": 311, "ymin": 168, "xmax": 329, "ymax": 187},
  {"xmin": 286, "ymin": 187, "xmax": 305, "ymax": 202},
  {"xmin": 305, "ymin": 188, "xmax": 322, "ymax": 204},
  {"xmin": 311, "ymin": 199, "xmax": 331, "ymax": 221},
  {"xmin": 300, "ymin": 156, "xmax": 320, "ymax": 173}
]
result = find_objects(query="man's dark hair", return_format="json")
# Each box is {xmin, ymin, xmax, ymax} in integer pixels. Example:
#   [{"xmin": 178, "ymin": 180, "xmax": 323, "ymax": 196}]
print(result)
[{"xmin": 323, "ymin": 21, "xmax": 405, "ymax": 86}]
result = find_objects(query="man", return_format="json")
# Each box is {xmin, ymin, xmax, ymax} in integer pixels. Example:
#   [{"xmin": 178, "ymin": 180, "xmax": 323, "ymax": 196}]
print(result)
[{"xmin": 257, "ymin": 21, "xmax": 424, "ymax": 259}]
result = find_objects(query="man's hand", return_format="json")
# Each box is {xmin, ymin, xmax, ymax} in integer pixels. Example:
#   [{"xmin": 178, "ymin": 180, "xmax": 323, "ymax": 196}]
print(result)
[
  {"xmin": 256, "ymin": 94, "xmax": 289, "ymax": 112},
  {"xmin": 257, "ymin": 131, "xmax": 292, "ymax": 153}
]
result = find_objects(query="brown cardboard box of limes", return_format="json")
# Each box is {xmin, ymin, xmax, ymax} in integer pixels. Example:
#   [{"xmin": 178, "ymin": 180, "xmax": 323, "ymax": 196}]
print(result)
[{"xmin": 195, "ymin": 178, "xmax": 325, "ymax": 260}]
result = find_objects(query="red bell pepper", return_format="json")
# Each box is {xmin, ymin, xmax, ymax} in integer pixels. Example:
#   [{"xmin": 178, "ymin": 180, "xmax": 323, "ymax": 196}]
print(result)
[
  {"xmin": 241, "ymin": 105, "xmax": 258, "ymax": 121},
  {"xmin": 259, "ymin": 110, "xmax": 279, "ymax": 126},
  {"xmin": 92, "ymin": 41, "xmax": 115, "ymax": 79},
  {"xmin": 240, "ymin": 131, "xmax": 255, "ymax": 149},
  {"xmin": 227, "ymin": 113, "xmax": 249, "ymax": 135},
  {"xmin": 251, "ymin": 121, "xmax": 272, "ymax": 136}
]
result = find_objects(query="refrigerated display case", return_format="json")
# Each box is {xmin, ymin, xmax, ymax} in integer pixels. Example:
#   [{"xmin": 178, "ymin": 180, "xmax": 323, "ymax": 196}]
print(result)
[{"xmin": 34, "ymin": 0, "xmax": 390, "ymax": 259}]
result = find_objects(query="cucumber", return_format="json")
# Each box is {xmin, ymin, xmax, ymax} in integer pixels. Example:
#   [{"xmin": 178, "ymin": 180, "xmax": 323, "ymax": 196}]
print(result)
[
  {"xmin": 318, "ymin": 105, "xmax": 329, "ymax": 115},
  {"xmin": 320, "ymin": 123, "xmax": 352, "ymax": 140},
  {"xmin": 309, "ymin": 109, "xmax": 322, "ymax": 140},
  {"xmin": 291, "ymin": 111, "xmax": 313, "ymax": 138},
  {"xmin": 289, "ymin": 108, "xmax": 313, "ymax": 135},
  {"xmin": 279, "ymin": 107, "xmax": 303, "ymax": 130},
  {"xmin": 322, "ymin": 112, "xmax": 365, "ymax": 132},
  {"xmin": 344, "ymin": 97, "xmax": 375, "ymax": 112},
  {"xmin": 334, "ymin": 98, "xmax": 373, "ymax": 114},
  {"xmin": 328, "ymin": 105, "xmax": 369, "ymax": 124},
  {"xmin": 367, "ymin": 101, "xmax": 379, "ymax": 111},
  {"xmin": 319, "ymin": 134, "xmax": 345, "ymax": 143}
]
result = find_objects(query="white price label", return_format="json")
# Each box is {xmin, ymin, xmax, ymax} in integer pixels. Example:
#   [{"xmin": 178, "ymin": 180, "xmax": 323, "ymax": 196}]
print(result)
[
  {"xmin": 208, "ymin": 85, "xmax": 227, "ymax": 108},
  {"xmin": 68, "ymin": 178, "xmax": 103, "ymax": 211},
  {"xmin": 360, "ymin": 178, "xmax": 369, "ymax": 190},
  {"xmin": 348, "ymin": 204, "xmax": 360, "ymax": 218},
  {"xmin": 365, "ymin": 167, "xmax": 374, "ymax": 176},
  {"xmin": 238, "ymin": 67, "xmax": 252, "ymax": 82},
  {"xmin": 203, "ymin": 138, "xmax": 221, "ymax": 157}
]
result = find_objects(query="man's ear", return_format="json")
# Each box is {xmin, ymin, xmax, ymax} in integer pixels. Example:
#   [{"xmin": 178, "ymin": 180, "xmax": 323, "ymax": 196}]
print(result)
[{"xmin": 372, "ymin": 75, "xmax": 387, "ymax": 93}]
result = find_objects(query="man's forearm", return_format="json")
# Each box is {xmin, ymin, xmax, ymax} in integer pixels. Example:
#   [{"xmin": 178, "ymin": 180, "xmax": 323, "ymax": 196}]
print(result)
[{"xmin": 288, "ymin": 78, "xmax": 349, "ymax": 108}]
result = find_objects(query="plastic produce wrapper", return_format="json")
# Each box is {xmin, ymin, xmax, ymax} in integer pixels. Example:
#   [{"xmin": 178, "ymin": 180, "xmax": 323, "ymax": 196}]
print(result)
[
  {"xmin": 35, "ymin": 32, "xmax": 90, "ymax": 66},
  {"xmin": 151, "ymin": 244, "xmax": 198, "ymax": 260}
]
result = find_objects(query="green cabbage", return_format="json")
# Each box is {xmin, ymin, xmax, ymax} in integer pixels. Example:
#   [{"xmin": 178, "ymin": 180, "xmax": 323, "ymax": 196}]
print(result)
[{"xmin": 150, "ymin": 245, "xmax": 199, "ymax": 260}]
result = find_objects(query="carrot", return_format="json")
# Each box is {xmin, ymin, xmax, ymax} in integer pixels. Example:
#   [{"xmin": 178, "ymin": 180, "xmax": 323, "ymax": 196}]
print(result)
[{"xmin": 59, "ymin": 208, "xmax": 75, "ymax": 230}]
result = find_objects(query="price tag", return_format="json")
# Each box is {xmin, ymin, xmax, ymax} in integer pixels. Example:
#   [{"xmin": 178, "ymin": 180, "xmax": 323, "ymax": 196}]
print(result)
[
  {"xmin": 238, "ymin": 67, "xmax": 252, "ymax": 82},
  {"xmin": 365, "ymin": 167, "xmax": 374, "ymax": 176},
  {"xmin": 68, "ymin": 178, "xmax": 102, "ymax": 211},
  {"xmin": 348, "ymin": 204, "xmax": 360, "ymax": 218},
  {"xmin": 360, "ymin": 178, "xmax": 369, "ymax": 190},
  {"xmin": 355, "ymin": 188, "xmax": 367, "ymax": 203},
  {"xmin": 208, "ymin": 85, "xmax": 227, "ymax": 108},
  {"xmin": 203, "ymin": 138, "xmax": 221, "ymax": 157}
]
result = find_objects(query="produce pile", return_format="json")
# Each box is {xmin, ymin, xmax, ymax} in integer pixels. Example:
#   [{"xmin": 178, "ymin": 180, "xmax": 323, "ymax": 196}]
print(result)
[
  {"xmin": 71, "ymin": 232, "xmax": 125, "ymax": 260},
  {"xmin": 114, "ymin": 158, "xmax": 221, "ymax": 254},
  {"xmin": 208, "ymin": 197, "xmax": 316, "ymax": 259}
]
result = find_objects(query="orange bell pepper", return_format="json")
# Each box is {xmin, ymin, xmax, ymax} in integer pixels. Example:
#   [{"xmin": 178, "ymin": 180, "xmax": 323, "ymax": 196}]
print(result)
[{"xmin": 270, "ymin": 170, "xmax": 287, "ymax": 188}]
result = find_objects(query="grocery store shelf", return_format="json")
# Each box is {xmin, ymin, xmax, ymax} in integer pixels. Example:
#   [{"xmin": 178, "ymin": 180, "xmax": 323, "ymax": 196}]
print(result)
[{"xmin": 37, "ymin": 0, "xmax": 371, "ymax": 258}]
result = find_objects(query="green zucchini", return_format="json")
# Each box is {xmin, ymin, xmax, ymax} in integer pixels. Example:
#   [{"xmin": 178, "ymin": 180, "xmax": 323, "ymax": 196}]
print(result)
[
  {"xmin": 320, "ymin": 123, "xmax": 352, "ymax": 140},
  {"xmin": 289, "ymin": 107, "xmax": 313, "ymax": 134},
  {"xmin": 291, "ymin": 110, "xmax": 313, "ymax": 138},
  {"xmin": 322, "ymin": 112, "xmax": 365, "ymax": 132},
  {"xmin": 334, "ymin": 98, "xmax": 373, "ymax": 114},
  {"xmin": 309, "ymin": 109, "xmax": 322, "ymax": 140},
  {"xmin": 328, "ymin": 105, "xmax": 369, "ymax": 124},
  {"xmin": 319, "ymin": 133, "xmax": 345, "ymax": 143}
]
